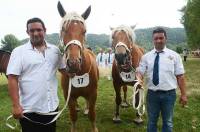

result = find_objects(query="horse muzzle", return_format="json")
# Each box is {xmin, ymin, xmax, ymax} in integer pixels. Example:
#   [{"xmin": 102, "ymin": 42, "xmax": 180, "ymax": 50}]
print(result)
[
  {"xmin": 115, "ymin": 53, "xmax": 132, "ymax": 72},
  {"xmin": 66, "ymin": 58, "xmax": 82, "ymax": 73}
]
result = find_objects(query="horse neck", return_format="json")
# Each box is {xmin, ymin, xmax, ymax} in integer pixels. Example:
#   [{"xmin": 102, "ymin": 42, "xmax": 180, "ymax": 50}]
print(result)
[
  {"xmin": 130, "ymin": 44, "xmax": 143, "ymax": 69},
  {"xmin": 0, "ymin": 53, "xmax": 9, "ymax": 73},
  {"xmin": 0, "ymin": 53, "xmax": 4, "ymax": 72},
  {"xmin": 79, "ymin": 49, "xmax": 92, "ymax": 75}
]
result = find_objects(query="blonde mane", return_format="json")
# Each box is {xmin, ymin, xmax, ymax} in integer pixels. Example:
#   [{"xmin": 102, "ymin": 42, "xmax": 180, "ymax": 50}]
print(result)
[{"xmin": 111, "ymin": 25, "xmax": 136, "ymax": 43}]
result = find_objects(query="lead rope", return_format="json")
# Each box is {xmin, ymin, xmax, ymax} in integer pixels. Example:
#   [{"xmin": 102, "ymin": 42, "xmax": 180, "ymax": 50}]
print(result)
[
  {"xmin": 131, "ymin": 80, "xmax": 145, "ymax": 116},
  {"xmin": 6, "ymin": 78, "xmax": 72, "ymax": 130}
]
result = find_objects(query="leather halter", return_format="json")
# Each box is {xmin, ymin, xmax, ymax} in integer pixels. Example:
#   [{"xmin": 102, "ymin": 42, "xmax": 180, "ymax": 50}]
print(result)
[
  {"xmin": 115, "ymin": 42, "xmax": 131, "ymax": 53},
  {"xmin": 64, "ymin": 39, "xmax": 83, "ymax": 52}
]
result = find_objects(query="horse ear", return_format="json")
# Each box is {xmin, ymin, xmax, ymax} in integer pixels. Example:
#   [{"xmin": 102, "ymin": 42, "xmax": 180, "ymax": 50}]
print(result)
[
  {"xmin": 131, "ymin": 24, "xmax": 137, "ymax": 30},
  {"xmin": 81, "ymin": 5, "xmax": 91, "ymax": 20},
  {"xmin": 57, "ymin": 1, "xmax": 66, "ymax": 17}
]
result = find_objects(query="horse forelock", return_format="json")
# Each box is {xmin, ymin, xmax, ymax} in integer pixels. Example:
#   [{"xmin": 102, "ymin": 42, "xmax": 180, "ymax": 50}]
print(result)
[
  {"xmin": 111, "ymin": 25, "xmax": 136, "ymax": 43},
  {"xmin": 60, "ymin": 12, "xmax": 86, "ymax": 33}
]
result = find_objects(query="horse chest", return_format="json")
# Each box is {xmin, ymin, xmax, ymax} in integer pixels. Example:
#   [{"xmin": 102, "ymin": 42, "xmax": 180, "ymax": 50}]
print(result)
[
  {"xmin": 71, "ymin": 73, "xmax": 90, "ymax": 88},
  {"xmin": 120, "ymin": 71, "xmax": 135, "ymax": 82}
]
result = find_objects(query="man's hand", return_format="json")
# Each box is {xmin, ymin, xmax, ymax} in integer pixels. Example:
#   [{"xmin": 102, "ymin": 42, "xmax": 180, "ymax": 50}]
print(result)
[
  {"xmin": 179, "ymin": 94, "xmax": 188, "ymax": 107},
  {"xmin": 136, "ymin": 72, "xmax": 143, "ymax": 85},
  {"xmin": 59, "ymin": 69, "xmax": 75, "ymax": 78},
  {"xmin": 12, "ymin": 105, "xmax": 23, "ymax": 119}
]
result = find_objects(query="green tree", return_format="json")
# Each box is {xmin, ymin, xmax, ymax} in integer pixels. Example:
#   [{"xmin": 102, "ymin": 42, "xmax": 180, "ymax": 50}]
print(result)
[
  {"xmin": 176, "ymin": 46, "xmax": 183, "ymax": 54},
  {"xmin": 181, "ymin": 0, "xmax": 200, "ymax": 49},
  {"xmin": 1, "ymin": 34, "xmax": 21, "ymax": 52}
]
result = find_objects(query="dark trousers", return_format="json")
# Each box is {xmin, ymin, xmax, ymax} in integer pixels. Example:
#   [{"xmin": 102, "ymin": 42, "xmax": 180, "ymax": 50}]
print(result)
[
  {"xmin": 147, "ymin": 89, "xmax": 176, "ymax": 132},
  {"xmin": 184, "ymin": 56, "xmax": 187, "ymax": 62},
  {"xmin": 19, "ymin": 108, "xmax": 58, "ymax": 132}
]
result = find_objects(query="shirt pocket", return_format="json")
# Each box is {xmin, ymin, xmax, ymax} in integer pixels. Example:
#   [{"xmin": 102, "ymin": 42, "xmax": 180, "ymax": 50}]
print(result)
[
  {"xmin": 23, "ymin": 55, "xmax": 44, "ymax": 70},
  {"xmin": 160, "ymin": 58, "xmax": 174, "ymax": 73}
]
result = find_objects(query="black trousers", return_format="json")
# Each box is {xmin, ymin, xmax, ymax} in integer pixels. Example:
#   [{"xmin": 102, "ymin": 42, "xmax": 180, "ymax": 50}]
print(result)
[
  {"xmin": 19, "ymin": 108, "xmax": 58, "ymax": 132},
  {"xmin": 184, "ymin": 56, "xmax": 187, "ymax": 61}
]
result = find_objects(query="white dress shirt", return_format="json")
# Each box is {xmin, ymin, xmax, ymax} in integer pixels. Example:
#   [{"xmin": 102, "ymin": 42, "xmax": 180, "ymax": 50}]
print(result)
[
  {"xmin": 105, "ymin": 52, "xmax": 114, "ymax": 68},
  {"xmin": 7, "ymin": 41, "xmax": 66, "ymax": 113},
  {"xmin": 137, "ymin": 47, "xmax": 185, "ymax": 91},
  {"xmin": 96, "ymin": 52, "xmax": 106, "ymax": 68}
]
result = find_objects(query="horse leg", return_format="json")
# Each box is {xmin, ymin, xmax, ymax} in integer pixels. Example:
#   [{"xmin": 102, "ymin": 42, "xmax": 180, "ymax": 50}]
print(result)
[
  {"xmin": 84, "ymin": 99, "xmax": 89, "ymax": 115},
  {"xmin": 113, "ymin": 83, "xmax": 122, "ymax": 123},
  {"xmin": 88, "ymin": 94, "xmax": 98, "ymax": 132},
  {"xmin": 68, "ymin": 98, "xmax": 78, "ymax": 132},
  {"xmin": 121, "ymin": 85, "xmax": 129, "ymax": 108},
  {"xmin": 75, "ymin": 100, "xmax": 81, "ymax": 112}
]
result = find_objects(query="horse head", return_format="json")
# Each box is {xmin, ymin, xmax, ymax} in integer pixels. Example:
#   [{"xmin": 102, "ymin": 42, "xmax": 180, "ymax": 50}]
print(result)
[
  {"xmin": 111, "ymin": 25, "xmax": 136, "ymax": 72},
  {"xmin": 57, "ymin": 1, "xmax": 91, "ymax": 74}
]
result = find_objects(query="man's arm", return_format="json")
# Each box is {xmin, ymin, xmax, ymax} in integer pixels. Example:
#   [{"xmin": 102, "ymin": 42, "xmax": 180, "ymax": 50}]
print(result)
[
  {"xmin": 8, "ymin": 75, "xmax": 23, "ymax": 119},
  {"xmin": 136, "ymin": 71, "xmax": 144, "ymax": 85},
  {"xmin": 176, "ymin": 74, "xmax": 188, "ymax": 107}
]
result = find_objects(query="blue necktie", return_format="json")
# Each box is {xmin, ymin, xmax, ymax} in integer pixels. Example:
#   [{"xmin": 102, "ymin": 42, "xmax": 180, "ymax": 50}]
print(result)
[
  {"xmin": 108, "ymin": 53, "xmax": 110, "ymax": 63},
  {"xmin": 152, "ymin": 52, "xmax": 161, "ymax": 86}
]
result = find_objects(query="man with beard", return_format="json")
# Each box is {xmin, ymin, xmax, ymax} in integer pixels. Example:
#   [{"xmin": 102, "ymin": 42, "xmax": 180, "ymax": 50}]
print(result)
[{"xmin": 7, "ymin": 17, "xmax": 66, "ymax": 132}]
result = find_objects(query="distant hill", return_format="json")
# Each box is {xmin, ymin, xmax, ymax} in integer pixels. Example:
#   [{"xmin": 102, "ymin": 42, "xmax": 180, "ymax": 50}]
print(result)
[{"xmin": 21, "ymin": 27, "xmax": 187, "ymax": 52}]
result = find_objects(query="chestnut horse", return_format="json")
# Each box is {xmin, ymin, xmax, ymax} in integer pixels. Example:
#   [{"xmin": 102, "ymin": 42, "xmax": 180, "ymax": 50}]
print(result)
[
  {"xmin": 0, "ymin": 50, "xmax": 10, "ymax": 77},
  {"xmin": 57, "ymin": 2, "xmax": 98, "ymax": 132},
  {"xmin": 111, "ymin": 25, "xmax": 144, "ymax": 124}
]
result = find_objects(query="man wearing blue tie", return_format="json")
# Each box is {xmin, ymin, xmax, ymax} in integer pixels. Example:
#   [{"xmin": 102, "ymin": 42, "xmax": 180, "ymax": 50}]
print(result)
[{"xmin": 136, "ymin": 27, "xmax": 187, "ymax": 132}]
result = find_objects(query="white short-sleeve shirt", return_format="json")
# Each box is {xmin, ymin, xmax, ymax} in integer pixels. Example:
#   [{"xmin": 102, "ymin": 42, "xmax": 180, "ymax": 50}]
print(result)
[
  {"xmin": 137, "ymin": 47, "xmax": 185, "ymax": 91},
  {"xmin": 7, "ymin": 41, "xmax": 66, "ymax": 113},
  {"xmin": 105, "ymin": 52, "xmax": 114, "ymax": 68},
  {"xmin": 96, "ymin": 52, "xmax": 106, "ymax": 67}
]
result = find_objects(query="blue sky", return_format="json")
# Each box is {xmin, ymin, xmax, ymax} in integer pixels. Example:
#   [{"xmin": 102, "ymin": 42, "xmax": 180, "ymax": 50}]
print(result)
[{"xmin": 0, "ymin": 0, "xmax": 187, "ymax": 40}]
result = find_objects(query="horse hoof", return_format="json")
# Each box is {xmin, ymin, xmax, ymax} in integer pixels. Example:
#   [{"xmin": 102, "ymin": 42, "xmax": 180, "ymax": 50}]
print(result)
[
  {"xmin": 121, "ymin": 102, "xmax": 129, "ymax": 108},
  {"xmin": 113, "ymin": 117, "xmax": 122, "ymax": 124},
  {"xmin": 133, "ymin": 118, "xmax": 144, "ymax": 125}
]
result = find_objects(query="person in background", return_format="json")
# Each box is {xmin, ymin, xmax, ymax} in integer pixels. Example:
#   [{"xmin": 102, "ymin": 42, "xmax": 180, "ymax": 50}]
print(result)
[
  {"xmin": 105, "ymin": 48, "xmax": 114, "ymax": 80},
  {"xmin": 7, "ymin": 17, "xmax": 66, "ymax": 132},
  {"xmin": 137, "ymin": 27, "xmax": 188, "ymax": 132},
  {"xmin": 183, "ymin": 48, "xmax": 188, "ymax": 62},
  {"xmin": 96, "ymin": 48, "xmax": 106, "ymax": 68}
]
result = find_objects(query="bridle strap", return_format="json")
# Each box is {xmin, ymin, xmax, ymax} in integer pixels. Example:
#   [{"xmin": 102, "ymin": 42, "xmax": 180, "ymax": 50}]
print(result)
[
  {"xmin": 64, "ymin": 40, "xmax": 83, "ymax": 51},
  {"xmin": 115, "ymin": 42, "xmax": 130, "ymax": 53}
]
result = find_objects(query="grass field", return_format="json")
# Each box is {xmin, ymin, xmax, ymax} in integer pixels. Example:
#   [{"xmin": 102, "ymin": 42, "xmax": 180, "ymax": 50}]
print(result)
[{"xmin": 0, "ymin": 58, "xmax": 200, "ymax": 132}]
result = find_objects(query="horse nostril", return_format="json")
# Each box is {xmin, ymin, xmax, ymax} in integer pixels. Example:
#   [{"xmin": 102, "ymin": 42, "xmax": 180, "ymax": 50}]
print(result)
[
  {"xmin": 67, "ymin": 59, "xmax": 72, "ymax": 67},
  {"xmin": 78, "ymin": 58, "xmax": 82, "ymax": 63},
  {"xmin": 67, "ymin": 59, "xmax": 81, "ymax": 67},
  {"xmin": 115, "ymin": 53, "xmax": 126, "ymax": 65}
]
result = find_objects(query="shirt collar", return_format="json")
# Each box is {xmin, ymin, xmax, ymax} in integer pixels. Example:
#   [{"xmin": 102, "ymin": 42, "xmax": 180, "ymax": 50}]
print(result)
[
  {"xmin": 153, "ymin": 46, "xmax": 167, "ymax": 54},
  {"xmin": 26, "ymin": 40, "xmax": 51, "ymax": 50}
]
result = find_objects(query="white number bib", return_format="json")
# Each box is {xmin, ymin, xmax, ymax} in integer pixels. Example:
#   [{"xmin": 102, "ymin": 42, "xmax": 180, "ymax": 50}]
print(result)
[
  {"xmin": 120, "ymin": 71, "xmax": 135, "ymax": 82},
  {"xmin": 71, "ymin": 73, "xmax": 89, "ymax": 88}
]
